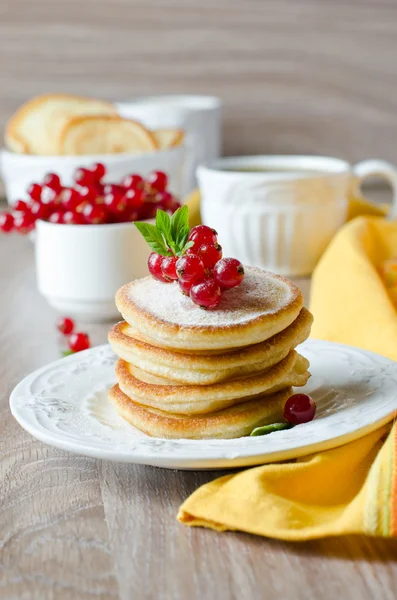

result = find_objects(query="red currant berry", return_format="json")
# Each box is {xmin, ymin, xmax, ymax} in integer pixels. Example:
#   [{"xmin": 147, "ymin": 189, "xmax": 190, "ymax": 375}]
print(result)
[
  {"xmin": 124, "ymin": 188, "xmax": 144, "ymax": 209},
  {"xmin": 104, "ymin": 190, "xmax": 126, "ymax": 215},
  {"xmin": 190, "ymin": 279, "xmax": 221, "ymax": 309},
  {"xmin": 283, "ymin": 393, "xmax": 316, "ymax": 425},
  {"xmin": 82, "ymin": 203, "xmax": 107, "ymax": 224},
  {"xmin": 90, "ymin": 162, "xmax": 106, "ymax": 180},
  {"xmin": 49, "ymin": 211, "xmax": 65, "ymax": 224},
  {"xmin": 78, "ymin": 185, "xmax": 97, "ymax": 205},
  {"xmin": 122, "ymin": 174, "xmax": 144, "ymax": 189},
  {"xmin": 57, "ymin": 316, "xmax": 75, "ymax": 335},
  {"xmin": 146, "ymin": 170, "xmax": 168, "ymax": 192},
  {"xmin": 40, "ymin": 186, "xmax": 59, "ymax": 207},
  {"xmin": 75, "ymin": 167, "xmax": 95, "ymax": 186},
  {"xmin": 197, "ymin": 243, "xmax": 223, "ymax": 269},
  {"xmin": 213, "ymin": 258, "xmax": 245, "ymax": 289},
  {"xmin": 178, "ymin": 279, "xmax": 193, "ymax": 296},
  {"xmin": 13, "ymin": 212, "xmax": 35, "ymax": 234},
  {"xmin": 0, "ymin": 212, "xmax": 14, "ymax": 233},
  {"xmin": 156, "ymin": 191, "xmax": 174, "ymax": 210},
  {"xmin": 60, "ymin": 188, "xmax": 82, "ymax": 211},
  {"xmin": 68, "ymin": 332, "xmax": 91, "ymax": 353},
  {"xmin": 161, "ymin": 256, "xmax": 178, "ymax": 281},
  {"xmin": 188, "ymin": 225, "xmax": 218, "ymax": 251},
  {"xmin": 27, "ymin": 183, "xmax": 42, "ymax": 202},
  {"xmin": 14, "ymin": 200, "xmax": 30, "ymax": 213},
  {"xmin": 63, "ymin": 211, "xmax": 86, "ymax": 225},
  {"xmin": 148, "ymin": 252, "xmax": 170, "ymax": 282},
  {"xmin": 30, "ymin": 201, "xmax": 51, "ymax": 220},
  {"xmin": 103, "ymin": 184, "xmax": 123, "ymax": 196},
  {"xmin": 43, "ymin": 172, "xmax": 62, "ymax": 191},
  {"xmin": 176, "ymin": 254, "xmax": 205, "ymax": 283},
  {"xmin": 138, "ymin": 203, "xmax": 158, "ymax": 221},
  {"xmin": 170, "ymin": 201, "xmax": 182, "ymax": 214}
]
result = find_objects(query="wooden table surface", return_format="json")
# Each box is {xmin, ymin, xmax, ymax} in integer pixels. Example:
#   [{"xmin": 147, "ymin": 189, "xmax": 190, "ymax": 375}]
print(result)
[{"xmin": 1, "ymin": 232, "xmax": 397, "ymax": 600}]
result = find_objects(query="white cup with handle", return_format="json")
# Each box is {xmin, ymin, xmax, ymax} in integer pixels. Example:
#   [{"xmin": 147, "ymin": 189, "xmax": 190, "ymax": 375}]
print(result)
[
  {"xmin": 197, "ymin": 155, "xmax": 397, "ymax": 277},
  {"xmin": 117, "ymin": 95, "xmax": 222, "ymax": 196}
]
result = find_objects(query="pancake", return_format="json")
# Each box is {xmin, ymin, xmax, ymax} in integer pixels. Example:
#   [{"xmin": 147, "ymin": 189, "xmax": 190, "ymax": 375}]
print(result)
[
  {"xmin": 115, "ymin": 266, "xmax": 303, "ymax": 351},
  {"xmin": 109, "ymin": 307, "xmax": 313, "ymax": 385},
  {"xmin": 115, "ymin": 351, "xmax": 310, "ymax": 414},
  {"xmin": 109, "ymin": 384, "xmax": 292, "ymax": 439}
]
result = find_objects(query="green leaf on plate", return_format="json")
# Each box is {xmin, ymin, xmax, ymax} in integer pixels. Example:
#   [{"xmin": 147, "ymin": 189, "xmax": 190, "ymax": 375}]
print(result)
[
  {"xmin": 250, "ymin": 422, "xmax": 293, "ymax": 436},
  {"xmin": 134, "ymin": 221, "xmax": 172, "ymax": 256}
]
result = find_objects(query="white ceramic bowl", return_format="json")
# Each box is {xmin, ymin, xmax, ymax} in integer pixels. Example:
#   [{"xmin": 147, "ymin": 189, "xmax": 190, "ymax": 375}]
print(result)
[
  {"xmin": 35, "ymin": 219, "xmax": 152, "ymax": 321},
  {"xmin": 117, "ymin": 95, "xmax": 222, "ymax": 195},
  {"xmin": 1, "ymin": 145, "xmax": 185, "ymax": 207},
  {"xmin": 197, "ymin": 155, "xmax": 397, "ymax": 276}
]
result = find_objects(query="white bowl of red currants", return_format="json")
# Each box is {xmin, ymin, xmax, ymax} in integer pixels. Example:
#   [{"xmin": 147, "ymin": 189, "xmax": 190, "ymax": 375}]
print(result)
[
  {"xmin": 0, "ymin": 144, "xmax": 185, "ymax": 208},
  {"xmin": 0, "ymin": 162, "xmax": 182, "ymax": 321}
]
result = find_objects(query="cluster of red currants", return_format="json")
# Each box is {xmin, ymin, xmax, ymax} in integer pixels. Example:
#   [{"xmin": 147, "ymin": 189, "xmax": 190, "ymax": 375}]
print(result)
[
  {"xmin": 57, "ymin": 317, "xmax": 91, "ymax": 353},
  {"xmin": 148, "ymin": 224, "xmax": 245, "ymax": 309},
  {"xmin": 0, "ymin": 165, "xmax": 180, "ymax": 233}
]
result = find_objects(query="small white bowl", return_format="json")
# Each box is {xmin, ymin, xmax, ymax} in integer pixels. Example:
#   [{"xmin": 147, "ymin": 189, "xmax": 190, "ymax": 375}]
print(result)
[
  {"xmin": 1, "ymin": 145, "xmax": 185, "ymax": 207},
  {"xmin": 35, "ymin": 219, "xmax": 152, "ymax": 321}
]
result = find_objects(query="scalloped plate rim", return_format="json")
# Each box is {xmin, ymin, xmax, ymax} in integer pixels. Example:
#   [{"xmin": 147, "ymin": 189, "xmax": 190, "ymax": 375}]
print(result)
[{"xmin": 9, "ymin": 340, "xmax": 397, "ymax": 470}]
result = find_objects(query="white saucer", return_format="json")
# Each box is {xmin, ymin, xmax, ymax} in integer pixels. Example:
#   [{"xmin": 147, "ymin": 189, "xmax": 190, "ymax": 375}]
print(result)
[{"xmin": 10, "ymin": 340, "xmax": 397, "ymax": 470}]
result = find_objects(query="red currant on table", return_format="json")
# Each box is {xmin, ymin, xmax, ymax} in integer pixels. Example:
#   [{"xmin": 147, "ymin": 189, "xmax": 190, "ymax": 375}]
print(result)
[
  {"xmin": 190, "ymin": 279, "xmax": 221, "ymax": 309},
  {"xmin": 0, "ymin": 212, "xmax": 14, "ymax": 233},
  {"xmin": 124, "ymin": 188, "xmax": 144, "ymax": 209},
  {"xmin": 197, "ymin": 243, "xmax": 223, "ymax": 268},
  {"xmin": 63, "ymin": 211, "xmax": 86, "ymax": 225},
  {"xmin": 122, "ymin": 174, "xmax": 144, "ymax": 189},
  {"xmin": 68, "ymin": 332, "xmax": 91, "ymax": 353},
  {"xmin": 75, "ymin": 167, "xmax": 94, "ymax": 186},
  {"xmin": 27, "ymin": 183, "xmax": 42, "ymax": 202},
  {"xmin": 43, "ymin": 172, "xmax": 62, "ymax": 192},
  {"xmin": 90, "ymin": 162, "xmax": 106, "ymax": 180},
  {"xmin": 213, "ymin": 257, "xmax": 245, "ymax": 289},
  {"xmin": 283, "ymin": 393, "xmax": 316, "ymax": 425},
  {"xmin": 176, "ymin": 254, "xmax": 205, "ymax": 283},
  {"xmin": 14, "ymin": 200, "xmax": 30, "ymax": 213},
  {"xmin": 188, "ymin": 225, "xmax": 218, "ymax": 251},
  {"xmin": 147, "ymin": 170, "xmax": 168, "ymax": 192},
  {"xmin": 161, "ymin": 256, "xmax": 178, "ymax": 281},
  {"xmin": 82, "ymin": 203, "xmax": 108, "ymax": 224},
  {"xmin": 13, "ymin": 212, "xmax": 35, "ymax": 234},
  {"xmin": 49, "ymin": 211, "xmax": 65, "ymax": 224},
  {"xmin": 148, "ymin": 252, "xmax": 170, "ymax": 283},
  {"xmin": 57, "ymin": 316, "xmax": 75, "ymax": 335}
]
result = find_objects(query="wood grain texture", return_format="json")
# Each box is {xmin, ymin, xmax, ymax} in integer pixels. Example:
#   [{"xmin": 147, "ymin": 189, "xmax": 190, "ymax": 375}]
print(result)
[
  {"xmin": 2, "ymin": 0, "xmax": 397, "ymax": 161},
  {"xmin": 0, "ymin": 223, "xmax": 397, "ymax": 599}
]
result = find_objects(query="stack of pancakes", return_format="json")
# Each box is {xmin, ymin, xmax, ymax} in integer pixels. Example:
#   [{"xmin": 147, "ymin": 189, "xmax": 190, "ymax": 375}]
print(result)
[{"xmin": 109, "ymin": 266, "xmax": 313, "ymax": 439}]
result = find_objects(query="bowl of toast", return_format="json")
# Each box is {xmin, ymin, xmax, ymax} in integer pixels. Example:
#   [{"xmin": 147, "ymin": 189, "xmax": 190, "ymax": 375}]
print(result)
[{"xmin": 1, "ymin": 93, "xmax": 186, "ymax": 206}]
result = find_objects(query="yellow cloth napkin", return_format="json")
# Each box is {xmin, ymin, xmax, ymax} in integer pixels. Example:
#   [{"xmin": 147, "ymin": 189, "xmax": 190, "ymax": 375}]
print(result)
[{"xmin": 178, "ymin": 193, "xmax": 397, "ymax": 540}]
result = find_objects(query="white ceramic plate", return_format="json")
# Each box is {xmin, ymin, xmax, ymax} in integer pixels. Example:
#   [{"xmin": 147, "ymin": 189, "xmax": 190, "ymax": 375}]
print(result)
[{"xmin": 10, "ymin": 340, "xmax": 397, "ymax": 470}]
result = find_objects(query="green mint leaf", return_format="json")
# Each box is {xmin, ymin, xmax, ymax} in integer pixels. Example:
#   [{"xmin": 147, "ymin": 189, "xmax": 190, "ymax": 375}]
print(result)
[
  {"xmin": 62, "ymin": 350, "xmax": 74, "ymax": 357},
  {"xmin": 134, "ymin": 222, "xmax": 172, "ymax": 256},
  {"xmin": 180, "ymin": 240, "xmax": 194, "ymax": 256},
  {"xmin": 250, "ymin": 422, "xmax": 293, "ymax": 437},
  {"xmin": 170, "ymin": 205, "xmax": 189, "ymax": 241},
  {"xmin": 156, "ymin": 210, "xmax": 172, "ymax": 245}
]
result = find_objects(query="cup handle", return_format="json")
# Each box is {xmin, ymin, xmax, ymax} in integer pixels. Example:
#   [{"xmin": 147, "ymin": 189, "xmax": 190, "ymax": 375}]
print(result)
[{"xmin": 352, "ymin": 159, "xmax": 397, "ymax": 220}]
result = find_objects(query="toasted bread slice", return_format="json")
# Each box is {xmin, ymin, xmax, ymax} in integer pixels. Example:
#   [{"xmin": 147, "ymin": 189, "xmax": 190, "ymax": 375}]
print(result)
[
  {"xmin": 153, "ymin": 128, "xmax": 184, "ymax": 149},
  {"xmin": 5, "ymin": 93, "xmax": 117, "ymax": 155},
  {"xmin": 58, "ymin": 115, "xmax": 158, "ymax": 155}
]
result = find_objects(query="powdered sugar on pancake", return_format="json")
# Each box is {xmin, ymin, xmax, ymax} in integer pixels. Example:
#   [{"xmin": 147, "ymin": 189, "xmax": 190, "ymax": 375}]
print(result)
[{"xmin": 128, "ymin": 267, "xmax": 295, "ymax": 327}]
